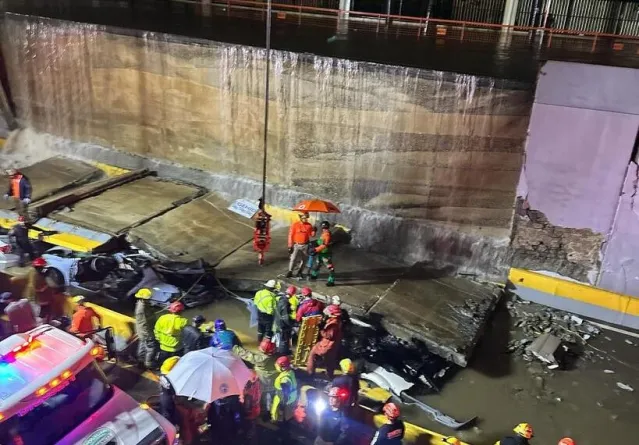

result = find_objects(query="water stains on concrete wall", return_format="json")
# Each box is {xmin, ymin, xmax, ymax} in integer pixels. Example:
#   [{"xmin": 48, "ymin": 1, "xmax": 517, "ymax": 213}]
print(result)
[{"xmin": 2, "ymin": 15, "xmax": 533, "ymax": 274}]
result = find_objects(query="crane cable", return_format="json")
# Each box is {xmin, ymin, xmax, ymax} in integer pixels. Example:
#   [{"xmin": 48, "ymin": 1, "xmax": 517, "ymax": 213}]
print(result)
[{"xmin": 261, "ymin": 0, "xmax": 273, "ymax": 207}]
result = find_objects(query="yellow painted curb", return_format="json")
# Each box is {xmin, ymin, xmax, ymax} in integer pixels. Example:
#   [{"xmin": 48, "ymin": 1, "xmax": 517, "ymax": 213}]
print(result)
[{"xmin": 509, "ymin": 268, "xmax": 639, "ymax": 317}]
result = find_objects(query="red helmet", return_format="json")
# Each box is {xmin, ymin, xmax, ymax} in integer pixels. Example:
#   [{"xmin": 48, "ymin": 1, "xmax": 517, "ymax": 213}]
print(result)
[
  {"xmin": 558, "ymin": 439, "xmax": 575, "ymax": 445},
  {"xmin": 301, "ymin": 287, "xmax": 312, "ymax": 297},
  {"xmin": 168, "ymin": 301, "xmax": 185, "ymax": 313},
  {"xmin": 275, "ymin": 356, "xmax": 291, "ymax": 370},
  {"xmin": 326, "ymin": 304, "xmax": 341, "ymax": 317},
  {"xmin": 383, "ymin": 403, "xmax": 400, "ymax": 419},
  {"xmin": 259, "ymin": 338, "xmax": 275, "ymax": 355},
  {"xmin": 32, "ymin": 257, "xmax": 47, "ymax": 268},
  {"xmin": 286, "ymin": 286, "xmax": 297, "ymax": 296},
  {"xmin": 17, "ymin": 216, "xmax": 25, "ymax": 222}
]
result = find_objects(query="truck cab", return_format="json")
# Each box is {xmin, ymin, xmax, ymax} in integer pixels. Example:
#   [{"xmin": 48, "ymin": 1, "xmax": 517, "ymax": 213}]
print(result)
[{"xmin": 0, "ymin": 324, "xmax": 178, "ymax": 445}]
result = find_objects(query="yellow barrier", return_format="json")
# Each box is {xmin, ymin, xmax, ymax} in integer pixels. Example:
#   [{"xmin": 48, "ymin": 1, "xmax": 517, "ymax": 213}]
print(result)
[
  {"xmin": 64, "ymin": 297, "xmax": 137, "ymax": 347},
  {"xmin": 0, "ymin": 217, "xmax": 102, "ymax": 252},
  {"xmin": 509, "ymin": 268, "xmax": 639, "ymax": 317}
]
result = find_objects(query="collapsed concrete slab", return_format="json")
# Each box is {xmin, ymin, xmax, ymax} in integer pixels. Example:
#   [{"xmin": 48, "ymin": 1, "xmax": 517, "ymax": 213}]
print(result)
[
  {"xmin": 50, "ymin": 176, "xmax": 202, "ymax": 234},
  {"xmin": 127, "ymin": 192, "xmax": 254, "ymax": 266},
  {"xmin": 217, "ymin": 229, "xmax": 500, "ymax": 367},
  {"xmin": 0, "ymin": 156, "xmax": 100, "ymax": 209}
]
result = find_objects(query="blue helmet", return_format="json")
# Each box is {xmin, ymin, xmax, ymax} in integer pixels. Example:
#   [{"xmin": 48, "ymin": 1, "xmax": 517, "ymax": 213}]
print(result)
[{"xmin": 215, "ymin": 319, "xmax": 226, "ymax": 331}]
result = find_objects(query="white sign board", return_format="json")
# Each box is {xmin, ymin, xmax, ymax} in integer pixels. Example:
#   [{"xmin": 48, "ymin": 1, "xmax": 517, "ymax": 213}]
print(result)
[{"xmin": 228, "ymin": 199, "xmax": 260, "ymax": 219}]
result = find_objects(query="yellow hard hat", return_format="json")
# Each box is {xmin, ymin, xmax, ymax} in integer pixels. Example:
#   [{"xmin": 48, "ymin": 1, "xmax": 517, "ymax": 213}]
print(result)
[
  {"xmin": 339, "ymin": 358, "xmax": 355, "ymax": 374},
  {"xmin": 514, "ymin": 423, "xmax": 534, "ymax": 439},
  {"xmin": 443, "ymin": 438, "xmax": 462, "ymax": 445},
  {"xmin": 160, "ymin": 356, "xmax": 180, "ymax": 375},
  {"xmin": 72, "ymin": 295, "xmax": 86, "ymax": 304},
  {"xmin": 135, "ymin": 288, "xmax": 153, "ymax": 299}
]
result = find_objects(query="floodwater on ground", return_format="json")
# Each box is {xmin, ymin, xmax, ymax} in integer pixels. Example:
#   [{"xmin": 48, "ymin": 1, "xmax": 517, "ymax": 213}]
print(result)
[{"xmin": 184, "ymin": 296, "xmax": 639, "ymax": 445}]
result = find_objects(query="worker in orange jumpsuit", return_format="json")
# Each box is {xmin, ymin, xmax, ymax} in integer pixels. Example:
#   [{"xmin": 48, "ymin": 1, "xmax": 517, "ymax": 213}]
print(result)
[
  {"xmin": 287, "ymin": 211, "xmax": 315, "ymax": 279},
  {"xmin": 70, "ymin": 296, "xmax": 102, "ymax": 334},
  {"xmin": 4, "ymin": 168, "xmax": 32, "ymax": 217},
  {"xmin": 309, "ymin": 221, "xmax": 335, "ymax": 286},
  {"xmin": 307, "ymin": 304, "xmax": 342, "ymax": 379}
]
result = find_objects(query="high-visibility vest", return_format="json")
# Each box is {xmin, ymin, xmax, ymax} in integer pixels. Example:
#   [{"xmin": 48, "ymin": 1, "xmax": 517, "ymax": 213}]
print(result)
[
  {"xmin": 11, "ymin": 175, "xmax": 22, "ymax": 198},
  {"xmin": 289, "ymin": 295, "xmax": 299, "ymax": 320},
  {"xmin": 254, "ymin": 288, "xmax": 276, "ymax": 315},
  {"xmin": 154, "ymin": 313, "xmax": 188, "ymax": 352},
  {"xmin": 274, "ymin": 369, "xmax": 298, "ymax": 405}
]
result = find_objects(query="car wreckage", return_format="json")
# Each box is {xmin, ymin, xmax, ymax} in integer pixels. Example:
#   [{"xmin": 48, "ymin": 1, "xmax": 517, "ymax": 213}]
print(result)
[{"xmin": 41, "ymin": 246, "xmax": 219, "ymax": 308}]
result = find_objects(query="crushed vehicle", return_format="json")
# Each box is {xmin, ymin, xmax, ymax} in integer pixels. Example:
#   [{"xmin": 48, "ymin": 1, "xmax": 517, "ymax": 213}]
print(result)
[{"xmin": 41, "ymin": 246, "xmax": 218, "ymax": 308}]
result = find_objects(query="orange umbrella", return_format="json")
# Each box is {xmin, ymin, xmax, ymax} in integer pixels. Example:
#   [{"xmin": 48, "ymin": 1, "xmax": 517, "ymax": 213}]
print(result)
[{"xmin": 292, "ymin": 199, "xmax": 341, "ymax": 214}]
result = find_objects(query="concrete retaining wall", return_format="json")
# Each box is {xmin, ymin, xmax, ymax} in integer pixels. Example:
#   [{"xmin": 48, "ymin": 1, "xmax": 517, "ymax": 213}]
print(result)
[{"xmin": 1, "ymin": 15, "xmax": 533, "ymax": 277}]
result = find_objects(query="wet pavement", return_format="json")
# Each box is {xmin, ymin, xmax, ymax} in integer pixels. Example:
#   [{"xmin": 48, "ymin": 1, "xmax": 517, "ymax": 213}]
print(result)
[{"xmin": 4, "ymin": 0, "xmax": 639, "ymax": 83}]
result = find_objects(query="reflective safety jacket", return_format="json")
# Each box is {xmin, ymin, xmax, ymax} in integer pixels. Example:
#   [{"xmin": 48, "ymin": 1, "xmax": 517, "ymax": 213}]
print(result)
[
  {"xmin": 274, "ymin": 369, "xmax": 298, "ymax": 405},
  {"xmin": 8, "ymin": 174, "xmax": 31, "ymax": 200},
  {"xmin": 370, "ymin": 419, "xmax": 405, "ymax": 445},
  {"xmin": 232, "ymin": 345, "xmax": 277, "ymax": 385},
  {"xmin": 154, "ymin": 313, "xmax": 188, "ymax": 352},
  {"xmin": 289, "ymin": 294, "xmax": 300, "ymax": 320},
  {"xmin": 314, "ymin": 229, "xmax": 332, "ymax": 255},
  {"xmin": 254, "ymin": 288, "xmax": 277, "ymax": 315},
  {"xmin": 288, "ymin": 221, "xmax": 315, "ymax": 247}
]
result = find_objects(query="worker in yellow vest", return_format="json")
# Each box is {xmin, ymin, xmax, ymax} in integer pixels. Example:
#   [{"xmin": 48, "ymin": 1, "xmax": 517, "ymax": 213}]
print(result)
[
  {"xmin": 154, "ymin": 301, "xmax": 188, "ymax": 364},
  {"xmin": 271, "ymin": 355, "xmax": 298, "ymax": 443},
  {"xmin": 253, "ymin": 279, "xmax": 277, "ymax": 342}
]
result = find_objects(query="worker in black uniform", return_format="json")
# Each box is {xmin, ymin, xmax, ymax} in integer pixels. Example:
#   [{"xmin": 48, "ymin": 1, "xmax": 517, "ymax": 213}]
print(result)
[
  {"xmin": 159, "ymin": 357, "xmax": 180, "ymax": 424},
  {"xmin": 495, "ymin": 423, "xmax": 534, "ymax": 445},
  {"xmin": 182, "ymin": 315, "xmax": 208, "ymax": 354},
  {"xmin": 371, "ymin": 403, "xmax": 405, "ymax": 445},
  {"xmin": 315, "ymin": 387, "xmax": 350, "ymax": 445},
  {"xmin": 8, "ymin": 216, "xmax": 41, "ymax": 267},
  {"xmin": 273, "ymin": 289, "xmax": 294, "ymax": 355},
  {"xmin": 331, "ymin": 358, "xmax": 360, "ymax": 409},
  {"xmin": 208, "ymin": 394, "xmax": 242, "ymax": 445}
]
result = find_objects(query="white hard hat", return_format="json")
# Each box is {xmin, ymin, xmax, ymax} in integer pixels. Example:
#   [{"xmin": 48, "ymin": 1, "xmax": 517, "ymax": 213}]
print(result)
[
  {"xmin": 331, "ymin": 295, "xmax": 341, "ymax": 306},
  {"xmin": 265, "ymin": 279, "xmax": 277, "ymax": 288}
]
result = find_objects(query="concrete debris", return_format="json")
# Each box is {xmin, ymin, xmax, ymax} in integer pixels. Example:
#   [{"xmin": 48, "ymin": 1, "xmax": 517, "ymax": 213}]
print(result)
[
  {"xmin": 604, "ymin": 370, "xmax": 615, "ymax": 374},
  {"xmin": 506, "ymin": 296, "xmax": 602, "ymax": 366},
  {"xmin": 616, "ymin": 382, "xmax": 634, "ymax": 392}
]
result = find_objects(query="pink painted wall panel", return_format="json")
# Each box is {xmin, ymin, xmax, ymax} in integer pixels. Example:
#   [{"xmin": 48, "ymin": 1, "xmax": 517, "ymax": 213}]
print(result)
[{"xmin": 523, "ymin": 104, "xmax": 639, "ymax": 234}]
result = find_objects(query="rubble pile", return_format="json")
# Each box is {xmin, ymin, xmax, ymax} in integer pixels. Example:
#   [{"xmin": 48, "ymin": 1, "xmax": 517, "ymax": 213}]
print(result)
[{"xmin": 505, "ymin": 296, "xmax": 601, "ymax": 365}]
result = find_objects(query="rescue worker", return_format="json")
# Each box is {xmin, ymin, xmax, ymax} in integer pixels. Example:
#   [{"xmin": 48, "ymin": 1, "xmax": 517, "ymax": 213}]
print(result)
[
  {"xmin": 210, "ymin": 318, "xmax": 241, "ymax": 350},
  {"xmin": 495, "ymin": 423, "xmax": 534, "ymax": 445},
  {"xmin": 271, "ymin": 356, "xmax": 298, "ymax": 442},
  {"xmin": 8, "ymin": 216, "xmax": 38, "ymax": 266},
  {"xmin": 23, "ymin": 257, "xmax": 49, "ymax": 305},
  {"xmin": 1, "ymin": 292, "xmax": 37, "ymax": 333},
  {"xmin": 208, "ymin": 394, "xmax": 242, "ymax": 445},
  {"xmin": 241, "ymin": 370, "xmax": 262, "ymax": 445},
  {"xmin": 286, "ymin": 285, "xmax": 300, "ymax": 319},
  {"xmin": 154, "ymin": 301, "xmax": 188, "ymax": 364},
  {"xmin": 558, "ymin": 439, "xmax": 575, "ymax": 445},
  {"xmin": 331, "ymin": 358, "xmax": 359, "ymax": 408},
  {"xmin": 309, "ymin": 220, "xmax": 335, "ymax": 286},
  {"xmin": 296, "ymin": 287, "xmax": 325, "ymax": 322},
  {"xmin": 254, "ymin": 279, "xmax": 277, "ymax": 342},
  {"xmin": 274, "ymin": 289, "xmax": 294, "ymax": 355},
  {"xmin": 371, "ymin": 403, "xmax": 405, "ymax": 445},
  {"xmin": 315, "ymin": 386, "xmax": 350, "ymax": 445},
  {"xmin": 4, "ymin": 168, "xmax": 32, "ymax": 216},
  {"xmin": 307, "ymin": 304, "xmax": 342, "ymax": 378},
  {"xmin": 287, "ymin": 211, "xmax": 315, "ymax": 278},
  {"xmin": 232, "ymin": 338, "xmax": 278, "ymax": 385},
  {"xmin": 182, "ymin": 314, "xmax": 208, "ymax": 354},
  {"xmin": 159, "ymin": 356, "xmax": 180, "ymax": 424},
  {"xmin": 70, "ymin": 296, "xmax": 101, "ymax": 334},
  {"xmin": 134, "ymin": 288, "xmax": 157, "ymax": 368}
]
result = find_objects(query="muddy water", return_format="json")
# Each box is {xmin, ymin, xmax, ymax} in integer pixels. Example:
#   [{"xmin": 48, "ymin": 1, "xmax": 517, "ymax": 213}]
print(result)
[{"xmin": 183, "ymin": 298, "xmax": 639, "ymax": 445}]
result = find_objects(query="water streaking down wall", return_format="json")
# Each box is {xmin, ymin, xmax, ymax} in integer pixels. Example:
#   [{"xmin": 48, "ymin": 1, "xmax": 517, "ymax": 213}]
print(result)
[{"xmin": 2, "ymin": 15, "xmax": 533, "ymax": 276}]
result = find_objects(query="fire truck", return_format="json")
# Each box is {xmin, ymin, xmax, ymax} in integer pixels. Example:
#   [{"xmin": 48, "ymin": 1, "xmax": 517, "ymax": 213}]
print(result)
[{"xmin": 0, "ymin": 324, "xmax": 178, "ymax": 445}]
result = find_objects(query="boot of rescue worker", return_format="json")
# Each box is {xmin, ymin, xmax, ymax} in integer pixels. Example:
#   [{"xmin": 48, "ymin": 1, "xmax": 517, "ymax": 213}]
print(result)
[
  {"xmin": 326, "ymin": 270, "xmax": 335, "ymax": 287},
  {"xmin": 271, "ymin": 356, "xmax": 298, "ymax": 444},
  {"xmin": 371, "ymin": 403, "xmax": 405, "ymax": 445},
  {"xmin": 496, "ymin": 423, "xmax": 534, "ymax": 445}
]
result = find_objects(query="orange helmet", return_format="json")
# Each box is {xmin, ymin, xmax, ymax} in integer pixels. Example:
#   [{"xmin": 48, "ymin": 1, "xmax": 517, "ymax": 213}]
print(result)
[
  {"xmin": 383, "ymin": 403, "xmax": 400, "ymax": 419},
  {"xmin": 301, "ymin": 287, "xmax": 312, "ymax": 297},
  {"xmin": 443, "ymin": 438, "xmax": 461, "ymax": 445},
  {"xmin": 168, "ymin": 301, "xmax": 185, "ymax": 313},
  {"xmin": 558, "ymin": 439, "xmax": 575, "ymax": 445},
  {"xmin": 259, "ymin": 338, "xmax": 275, "ymax": 355},
  {"xmin": 514, "ymin": 423, "xmax": 534, "ymax": 439},
  {"xmin": 286, "ymin": 286, "xmax": 297, "ymax": 296},
  {"xmin": 275, "ymin": 356, "xmax": 291, "ymax": 370}
]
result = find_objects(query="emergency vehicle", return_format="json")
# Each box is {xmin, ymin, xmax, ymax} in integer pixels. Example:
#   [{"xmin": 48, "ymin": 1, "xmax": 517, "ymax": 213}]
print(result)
[{"xmin": 0, "ymin": 324, "xmax": 179, "ymax": 445}]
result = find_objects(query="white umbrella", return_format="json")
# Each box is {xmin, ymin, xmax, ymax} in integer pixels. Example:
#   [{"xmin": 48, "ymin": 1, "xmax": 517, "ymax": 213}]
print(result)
[{"xmin": 167, "ymin": 347, "xmax": 252, "ymax": 403}]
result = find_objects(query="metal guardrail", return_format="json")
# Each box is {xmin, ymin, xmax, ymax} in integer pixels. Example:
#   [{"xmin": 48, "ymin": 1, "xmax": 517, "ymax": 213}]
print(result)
[{"xmin": 194, "ymin": 0, "xmax": 639, "ymax": 56}]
